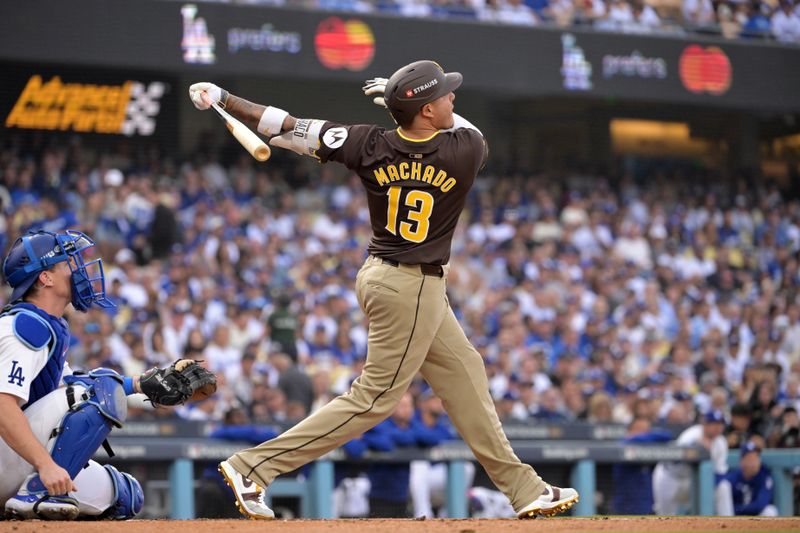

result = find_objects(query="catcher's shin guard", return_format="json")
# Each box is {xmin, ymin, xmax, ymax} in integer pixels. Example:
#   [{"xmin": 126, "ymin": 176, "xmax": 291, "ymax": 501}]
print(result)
[{"xmin": 98, "ymin": 465, "xmax": 143, "ymax": 519}]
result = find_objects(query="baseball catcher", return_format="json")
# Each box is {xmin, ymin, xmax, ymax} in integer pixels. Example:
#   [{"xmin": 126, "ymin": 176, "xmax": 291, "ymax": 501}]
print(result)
[{"xmin": 0, "ymin": 230, "xmax": 216, "ymax": 520}]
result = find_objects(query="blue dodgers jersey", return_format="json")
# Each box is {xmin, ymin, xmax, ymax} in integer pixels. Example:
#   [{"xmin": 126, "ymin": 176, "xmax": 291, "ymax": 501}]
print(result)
[
  {"xmin": 729, "ymin": 466, "xmax": 775, "ymax": 515},
  {"xmin": 1, "ymin": 302, "xmax": 70, "ymax": 408}
]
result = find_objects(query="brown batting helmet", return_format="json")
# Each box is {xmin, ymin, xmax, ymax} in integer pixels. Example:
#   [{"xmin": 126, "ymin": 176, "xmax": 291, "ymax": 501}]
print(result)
[{"xmin": 384, "ymin": 60, "xmax": 462, "ymax": 126}]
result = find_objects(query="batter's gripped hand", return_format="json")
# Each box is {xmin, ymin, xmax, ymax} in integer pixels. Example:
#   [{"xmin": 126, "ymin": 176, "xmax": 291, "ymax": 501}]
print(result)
[
  {"xmin": 362, "ymin": 78, "xmax": 388, "ymax": 108},
  {"xmin": 189, "ymin": 82, "xmax": 224, "ymax": 110},
  {"xmin": 138, "ymin": 359, "xmax": 217, "ymax": 407}
]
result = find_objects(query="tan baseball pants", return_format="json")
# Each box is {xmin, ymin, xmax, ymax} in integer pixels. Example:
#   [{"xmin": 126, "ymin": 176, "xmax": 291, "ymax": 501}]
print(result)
[{"xmin": 227, "ymin": 255, "xmax": 545, "ymax": 511}]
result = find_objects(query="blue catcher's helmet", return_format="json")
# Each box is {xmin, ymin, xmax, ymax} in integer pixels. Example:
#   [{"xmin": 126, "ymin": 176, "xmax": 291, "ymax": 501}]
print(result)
[{"xmin": 3, "ymin": 230, "xmax": 114, "ymax": 312}]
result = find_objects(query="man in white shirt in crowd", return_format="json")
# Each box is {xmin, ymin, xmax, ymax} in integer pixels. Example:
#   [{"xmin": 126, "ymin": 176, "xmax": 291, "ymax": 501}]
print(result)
[
  {"xmin": 653, "ymin": 410, "xmax": 734, "ymax": 515},
  {"xmin": 772, "ymin": 0, "xmax": 800, "ymax": 42}
]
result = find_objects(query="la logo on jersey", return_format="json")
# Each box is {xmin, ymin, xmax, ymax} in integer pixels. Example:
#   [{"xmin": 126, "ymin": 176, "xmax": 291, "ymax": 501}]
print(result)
[
  {"xmin": 323, "ymin": 127, "xmax": 348, "ymax": 149},
  {"xmin": 7, "ymin": 360, "xmax": 24, "ymax": 387}
]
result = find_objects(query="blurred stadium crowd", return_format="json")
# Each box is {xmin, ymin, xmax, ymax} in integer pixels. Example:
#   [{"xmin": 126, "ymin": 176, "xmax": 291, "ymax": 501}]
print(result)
[
  {"xmin": 1, "ymin": 137, "xmax": 799, "ymax": 459},
  {"xmin": 195, "ymin": 0, "xmax": 800, "ymax": 43}
]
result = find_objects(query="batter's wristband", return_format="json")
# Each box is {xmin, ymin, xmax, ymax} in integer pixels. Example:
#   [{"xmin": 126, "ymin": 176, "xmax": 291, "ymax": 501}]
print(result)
[
  {"xmin": 219, "ymin": 89, "xmax": 230, "ymax": 109},
  {"xmin": 258, "ymin": 106, "xmax": 290, "ymax": 136}
]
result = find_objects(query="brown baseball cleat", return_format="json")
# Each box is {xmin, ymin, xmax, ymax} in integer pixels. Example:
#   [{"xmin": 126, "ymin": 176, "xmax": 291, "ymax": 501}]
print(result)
[
  {"xmin": 218, "ymin": 460, "xmax": 275, "ymax": 520},
  {"xmin": 517, "ymin": 484, "xmax": 579, "ymax": 518}
]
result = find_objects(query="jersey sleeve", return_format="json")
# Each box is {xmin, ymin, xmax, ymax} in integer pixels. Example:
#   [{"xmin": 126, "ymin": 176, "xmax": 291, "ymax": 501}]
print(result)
[
  {"xmin": 711, "ymin": 435, "xmax": 729, "ymax": 474},
  {"xmin": 0, "ymin": 317, "xmax": 48, "ymax": 405},
  {"xmin": 448, "ymin": 115, "xmax": 489, "ymax": 169},
  {"xmin": 447, "ymin": 127, "xmax": 488, "ymax": 176},
  {"xmin": 316, "ymin": 123, "xmax": 382, "ymax": 169},
  {"xmin": 464, "ymin": 127, "xmax": 489, "ymax": 171},
  {"xmin": 676, "ymin": 424, "xmax": 700, "ymax": 446}
]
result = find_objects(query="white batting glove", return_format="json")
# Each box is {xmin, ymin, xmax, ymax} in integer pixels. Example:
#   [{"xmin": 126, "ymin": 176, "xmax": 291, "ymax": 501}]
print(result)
[
  {"xmin": 362, "ymin": 78, "xmax": 388, "ymax": 108},
  {"xmin": 188, "ymin": 82, "xmax": 224, "ymax": 110}
]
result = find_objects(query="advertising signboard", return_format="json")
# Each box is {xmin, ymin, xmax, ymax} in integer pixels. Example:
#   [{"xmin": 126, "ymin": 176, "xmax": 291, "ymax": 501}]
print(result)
[{"xmin": 0, "ymin": 0, "xmax": 798, "ymax": 111}]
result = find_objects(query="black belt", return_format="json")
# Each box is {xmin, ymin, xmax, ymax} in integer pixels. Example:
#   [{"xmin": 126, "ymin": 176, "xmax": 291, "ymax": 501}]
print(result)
[{"xmin": 379, "ymin": 257, "xmax": 444, "ymax": 278}]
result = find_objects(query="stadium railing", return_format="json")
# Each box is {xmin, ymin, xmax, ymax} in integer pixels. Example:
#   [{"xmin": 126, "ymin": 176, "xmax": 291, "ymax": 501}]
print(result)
[
  {"xmin": 93, "ymin": 437, "xmax": 703, "ymax": 518},
  {"xmin": 99, "ymin": 421, "xmax": 797, "ymax": 518}
]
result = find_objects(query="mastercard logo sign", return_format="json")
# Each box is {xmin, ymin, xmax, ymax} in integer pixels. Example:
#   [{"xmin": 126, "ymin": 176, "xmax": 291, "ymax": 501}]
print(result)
[
  {"xmin": 679, "ymin": 45, "xmax": 732, "ymax": 96},
  {"xmin": 315, "ymin": 17, "xmax": 375, "ymax": 71}
]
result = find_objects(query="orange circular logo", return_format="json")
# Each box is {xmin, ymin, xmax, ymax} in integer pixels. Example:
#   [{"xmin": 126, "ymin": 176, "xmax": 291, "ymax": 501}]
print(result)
[
  {"xmin": 315, "ymin": 17, "xmax": 375, "ymax": 71},
  {"xmin": 679, "ymin": 45, "xmax": 732, "ymax": 96}
]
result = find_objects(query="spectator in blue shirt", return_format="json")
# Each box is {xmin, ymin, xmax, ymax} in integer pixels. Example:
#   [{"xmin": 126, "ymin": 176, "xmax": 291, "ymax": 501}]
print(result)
[
  {"xmin": 728, "ymin": 441, "xmax": 778, "ymax": 516},
  {"xmin": 532, "ymin": 387, "xmax": 569, "ymax": 421},
  {"xmin": 612, "ymin": 417, "xmax": 672, "ymax": 514},
  {"xmin": 26, "ymin": 194, "xmax": 78, "ymax": 234},
  {"xmin": 364, "ymin": 392, "xmax": 420, "ymax": 517}
]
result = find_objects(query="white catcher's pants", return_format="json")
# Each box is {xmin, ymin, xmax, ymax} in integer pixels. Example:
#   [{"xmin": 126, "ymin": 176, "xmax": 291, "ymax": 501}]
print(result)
[{"xmin": 0, "ymin": 386, "xmax": 114, "ymax": 516}]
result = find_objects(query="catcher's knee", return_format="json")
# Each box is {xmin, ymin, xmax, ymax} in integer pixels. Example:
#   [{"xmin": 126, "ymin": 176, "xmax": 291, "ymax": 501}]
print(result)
[
  {"xmin": 64, "ymin": 368, "xmax": 128, "ymax": 425},
  {"xmin": 100, "ymin": 465, "xmax": 144, "ymax": 520},
  {"xmin": 27, "ymin": 370, "xmax": 127, "ymax": 486}
]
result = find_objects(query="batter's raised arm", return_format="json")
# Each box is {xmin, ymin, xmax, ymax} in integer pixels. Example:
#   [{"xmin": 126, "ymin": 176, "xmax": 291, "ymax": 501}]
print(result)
[
  {"xmin": 190, "ymin": 83, "xmax": 380, "ymax": 171},
  {"xmin": 189, "ymin": 82, "xmax": 295, "ymax": 134},
  {"xmin": 190, "ymin": 83, "xmax": 343, "ymax": 159}
]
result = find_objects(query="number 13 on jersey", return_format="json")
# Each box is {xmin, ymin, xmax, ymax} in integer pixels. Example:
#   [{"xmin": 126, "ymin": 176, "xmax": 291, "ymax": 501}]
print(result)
[{"xmin": 386, "ymin": 186, "xmax": 434, "ymax": 243}]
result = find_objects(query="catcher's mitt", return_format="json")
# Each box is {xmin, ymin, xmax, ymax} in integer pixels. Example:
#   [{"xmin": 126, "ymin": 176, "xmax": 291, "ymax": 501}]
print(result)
[{"xmin": 138, "ymin": 359, "xmax": 217, "ymax": 406}]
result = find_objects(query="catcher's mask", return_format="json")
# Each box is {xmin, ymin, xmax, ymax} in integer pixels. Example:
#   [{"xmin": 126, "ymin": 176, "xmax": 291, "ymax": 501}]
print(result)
[{"xmin": 3, "ymin": 230, "xmax": 115, "ymax": 312}]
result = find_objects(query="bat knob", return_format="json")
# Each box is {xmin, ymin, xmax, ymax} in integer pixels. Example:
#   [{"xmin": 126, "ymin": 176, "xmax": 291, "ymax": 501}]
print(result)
[{"xmin": 254, "ymin": 146, "xmax": 271, "ymax": 161}]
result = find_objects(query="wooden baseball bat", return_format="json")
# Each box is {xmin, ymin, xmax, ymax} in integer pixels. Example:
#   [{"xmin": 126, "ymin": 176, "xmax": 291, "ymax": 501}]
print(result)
[{"xmin": 202, "ymin": 93, "xmax": 271, "ymax": 162}]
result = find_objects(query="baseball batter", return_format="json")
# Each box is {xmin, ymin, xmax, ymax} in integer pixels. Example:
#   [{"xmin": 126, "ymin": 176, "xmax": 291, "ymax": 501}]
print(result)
[
  {"xmin": 0, "ymin": 230, "xmax": 215, "ymax": 520},
  {"xmin": 189, "ymin": 60, "xmax": 578, "ymax": 519}
]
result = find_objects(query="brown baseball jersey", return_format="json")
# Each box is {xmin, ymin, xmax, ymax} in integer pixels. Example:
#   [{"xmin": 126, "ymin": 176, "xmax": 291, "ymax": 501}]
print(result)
[{"xmin": 315, "ymin": 124, "xmax": 488, "ymax": 265}]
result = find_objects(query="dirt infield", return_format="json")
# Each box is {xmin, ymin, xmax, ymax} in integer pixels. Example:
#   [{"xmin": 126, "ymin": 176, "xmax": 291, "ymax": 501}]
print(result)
[{"xmin": 2, "ymin": 517, "xmax": 799, "ymax": 533}]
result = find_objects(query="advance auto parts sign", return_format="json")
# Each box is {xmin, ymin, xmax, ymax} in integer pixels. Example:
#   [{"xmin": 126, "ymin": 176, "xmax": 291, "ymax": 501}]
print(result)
[{"xmin": 5, "ymin": 75, "xmax": 166, "ymax": 136}]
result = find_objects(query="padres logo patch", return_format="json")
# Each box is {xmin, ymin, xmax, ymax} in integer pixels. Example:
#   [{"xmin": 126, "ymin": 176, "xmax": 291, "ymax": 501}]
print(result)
[{"xmin": 323, "ymin": 127, "xmax": 348, "ymax": 149}]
